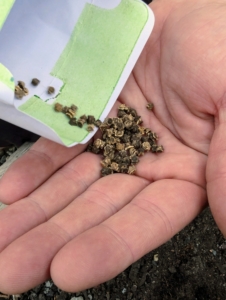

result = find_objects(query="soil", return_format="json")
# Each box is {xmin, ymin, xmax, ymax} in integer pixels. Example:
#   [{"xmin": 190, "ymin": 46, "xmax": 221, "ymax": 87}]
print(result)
[{"xmin": 1, "ymin": 0, "xmax": 226, "ymax": 298}]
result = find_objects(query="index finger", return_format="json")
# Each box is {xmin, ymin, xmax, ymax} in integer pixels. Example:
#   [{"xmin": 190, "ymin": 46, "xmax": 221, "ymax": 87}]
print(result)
[{"xmin": 0, "ymin": 137, "xmax": 86, "ymax": 204}]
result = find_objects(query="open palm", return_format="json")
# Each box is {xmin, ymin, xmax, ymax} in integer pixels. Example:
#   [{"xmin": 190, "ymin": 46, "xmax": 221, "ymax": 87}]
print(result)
[{"xmin": 0, "ymin": 0, "xmax": 225, "ymax": 294}]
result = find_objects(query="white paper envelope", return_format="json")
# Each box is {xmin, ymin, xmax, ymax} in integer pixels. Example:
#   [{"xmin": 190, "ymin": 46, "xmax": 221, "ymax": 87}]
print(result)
[{"xmin": 0, "ymin": 0, "xmax": 154, "ymax": 146}]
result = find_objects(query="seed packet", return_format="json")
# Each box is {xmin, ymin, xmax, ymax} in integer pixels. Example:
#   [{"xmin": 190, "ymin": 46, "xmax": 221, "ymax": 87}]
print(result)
[{"xmin": 0, "ymin": 0, "xmax": 154, "ymax": 146}]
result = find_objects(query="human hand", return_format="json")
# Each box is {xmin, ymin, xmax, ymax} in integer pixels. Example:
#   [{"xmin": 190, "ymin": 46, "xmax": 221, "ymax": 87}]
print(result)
[{"xmin": 0, "ymin": 0, "xmax": 225, "ymax": 294}]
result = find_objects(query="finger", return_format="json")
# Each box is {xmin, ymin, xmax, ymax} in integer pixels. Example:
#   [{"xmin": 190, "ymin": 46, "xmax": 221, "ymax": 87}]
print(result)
[
  {"xmin": 207, "ymin": 110, "xmax": 226, "ymax": 236},
  {"xmin": 50, "ymin": 179, "xmax": 206, "ymax": 292},
  {"xmin": 0, "ymin": 175, "xmax": 148, "ymax": 294},
  {"xmin": 0, "ymin": 152, "xmax": 100, "ymax": 252},
  {"xmin": 0, "ymin": 137, "xmax": 87, "ymax": 204}
]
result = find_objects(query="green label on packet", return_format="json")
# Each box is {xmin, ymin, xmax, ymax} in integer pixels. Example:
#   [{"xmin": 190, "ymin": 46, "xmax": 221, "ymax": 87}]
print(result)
[
  {"xmin": 0, "ymin": 0, "xmax": 154, "ymax": 146},
  {"xmin": 18, "ymin": 0, "xmax": 149, "ymax": 146}
]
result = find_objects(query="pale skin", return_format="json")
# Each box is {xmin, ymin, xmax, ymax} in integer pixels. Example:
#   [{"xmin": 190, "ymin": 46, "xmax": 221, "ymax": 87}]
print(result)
[{"xmin": 0, "ymin": 0, "xmax": 226, "ymax": 294}]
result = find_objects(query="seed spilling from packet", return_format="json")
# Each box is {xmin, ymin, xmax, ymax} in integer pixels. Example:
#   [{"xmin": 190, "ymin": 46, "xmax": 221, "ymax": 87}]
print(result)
[
  {"xmin": 54, "ymin": 102, "xmax": 164, "ymax": 176},
  {"xmin": 15, "ymin": 78, "xmax": 40, "ymax": 99},
  {"xmin": 15, "ymin": 81, "xmax": 29, "ymax": 99},
  {"xmin": 54, "ymin": 102, "xmax": 98, "ymax": 132},
  {"xmin": 87, "ymin": 103, "xmax": 164, "ymax": 177}
]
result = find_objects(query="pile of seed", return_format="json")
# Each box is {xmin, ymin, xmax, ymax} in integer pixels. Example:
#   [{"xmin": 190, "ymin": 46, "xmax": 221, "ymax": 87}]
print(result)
[
  {"xmin": 54, "ymin": 102, "xmax": 98, "ymax": 132},
  {"xmin": 15, "ymin": 78, "xmax": 55, "ymax": 99},
  {"xmin": 87, "ymin": 104, "xmax": 164, "ymax": 177}
]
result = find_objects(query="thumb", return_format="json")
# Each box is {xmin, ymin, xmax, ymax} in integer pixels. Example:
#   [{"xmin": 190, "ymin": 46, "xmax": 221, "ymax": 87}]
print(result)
[{"xmin": 207, "ymin": 105, "xmax": 226, "ymax": 236}]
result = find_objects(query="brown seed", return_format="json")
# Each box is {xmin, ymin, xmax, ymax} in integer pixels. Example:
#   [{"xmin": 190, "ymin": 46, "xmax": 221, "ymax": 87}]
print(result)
[
  {"xmin": 142, "ymin": 142, "xmax": 151, "ymax": 151},
  {"xmin": 137, "ymin": 148, "xmax": 145, "ymax": 156},
  {"xmin": 105, "ymin": 128, "xmax": 114, "ymax": 137},
  {"xmin": 91, "ymin": 145, "xmax": 100, "ymax": 154},
  {"xmin": 153, "ymin": 132, "xmax": 158, "ymax": 140},
  {"xmin": 101, "ymin": 167, "xmax": 113, "ymax": 177},
  {"xmin": 111, "ymin": 162, "xmax": 120, "ymax": 172},
  {"xmin": 146, "ymin": 103, "xmax": 154, "ymax": 110},
  {"xmin": 125, "ymin": 145, "xmax": 133, "ymax": 151},
  {"xmin": 54, "ymin": 102, "xmax": 63, "ymax": 112},
  {"xmin": 66, "ymin": 108, "xmax": 76, "ymax": 118},
  {"xmin": 23, "ymin": 87, "xmax": 29, "ymax": 95},
  {"xmin": 86, "ymin": 144, "xmax": 93, "ymax": 152},
  {"xmin": 124, "ymin": 119, "xmax": 133, "ymax": 129},
  {"xmin": 80, "ymin": 114, "xmax": 87, "ymax": 122},
  {"xmin": 131, "ymin": 139, "xmax": 141, "ymax": 149},
  {"xmin": 119, "ymin": 163, "xmax": 129, "ymax": 173},
  {"xmin": 107, "ymin": 136, "xmax": 117, "ymax": 144},
  {"xmin": 103, "ymin": 144, "xmax": 114, "ymax": 156},
  {"xmin": 62, "ymin": 106, "xmax": 69, "ymax": 114},
  {"xmin": 114, "ymin": 130, "xmax": 124, "ymax": 137},
  {"xmin": 128, "ymin": 165, "xmax": 136, "ymax": 175},
  {"xmin": 48, "ymin": 86, "xmax": 55, "ymax": 94},
  {"xmin": 15, "ymin": 81, "xmax": 29, "ymax": 99},
  {"xmin": 106, "ymin": 118, "xmax": 113, "ymax": 126},
  {"xmin": 141, "ymin": 136, "xmax": 148, "ymax": 142},
  {"xmin": 87, "ymin": 124, "xmax": 95, "ymax": 132},
  {"xmin": 151, "ymin": 144, "xmax": 158, "ymax": 152},
  {"xmin": 144, "ymin": 128, "xmax": 152, "ymax": 134},
  {"xmin": 71, "ymin": 104, "xmax": 78, "ymax": 112},
  {"xmin": 113, "ymin": 154, "xmax": 122, "ymax": 164},
  {"xmin": 128, "ymin": 108, "xmax": 138, "ymax": 117},
  {"xmin": 117, "ymin": 110, "xmax": 126, "ymax": 118},
  {"xmin": 127, "ymin": 114, "xmax": 134, "ymax": 121},
  {"xmin": 108, "ymin": 151, "xmax": 115, "ymax": 160},
  {"xmin": 130, "ymin": 124, "xmax": 139, "ymax": 133},
  {"xmin": 130, "ymin": 155, "xmax": 139, "ymax": 164},
  {"xmin": 129, "ymin": 147, "xmax": 138, "ymax": 156},
  {"xmin": 121, "ymin": 134, "xmax": 130, "ymax": 143},
  {"xmin": 77, "ymin": 118, "xmax": 86, "ymax": 128},
  {"xmin": 156, "ymin": 145, "xmax": 164, "ymax": 152},
  {"xmin": 100, "ymin": 157, "xmax": 111, "ymax": 167},
  {"xmin": 119, "ymin": 150, "xmax": 127, "ymax": 157},
  {"xmin": 122, "ymin": 156, "xmax": 130, "ymax": 165},
  {"xmin": 94, "ymin": 139, "xmax": 103, "ymax": 149},
  {"xmin": 134, "ymin": 116, "xmax": 142, "ymax": 125},
  {"xmin": 94, "ymin": 120, "xmax": 102, "ymax": 127},
  {"xmin": 15, "ymin": 86, "xmax": 24, "ymax": 99},
  {"xmin": 118, "ymin": 104, "xmax": 129, "ymax": 111},
  {"xmin": 99, "ymin": 123, "xmax": 109, "ymax": 132},
  {"xmin": 18, "ymin": 81, "xmax": 25, "ymax": 89},
  {"xmin": 115, "ymin": 121, "xmax": 124, "ymax": 131},
  {"xmin": 134, "ymin": 133, "xmax": 142, "ymax": 139},
  {"xmin": 87, "ymin": 115, "xmax": 95, "ymax": 124},
  {"xmin": 69, "ymin": 118, "xmax": 77, "ymax": 126},
  {"xmin": 31, "ymin": 78, "xmax": 40, "ymax": 86},
  {"xmin": 116, "ymin": 143, "xmax": 125, "ymax": 151},
  {"xmin": 139, "ymin": 127, "xmax": 146, "ymax": 135},
  {"xmin": 100, "ymin": 140, "xmax": 106, "ymax": 149}
]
